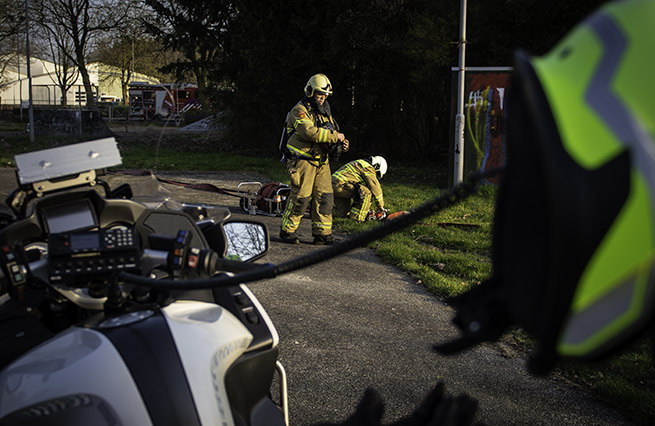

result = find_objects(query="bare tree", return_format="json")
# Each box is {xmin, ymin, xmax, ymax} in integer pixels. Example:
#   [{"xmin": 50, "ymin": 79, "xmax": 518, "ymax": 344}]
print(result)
[
  {"xmin": 33, "ymin": 0, "xmax": 132, "ymax": 106},
  {"xmin": 36, "ymin": 24, "xmax": 80, "ymax": 105},
  {"xmin": 94, "ymin": 36, "xmax": 133, "ymax": 104},
  {"xmin": 93, "ymin": 3, "xmax": 146, "ymax": 104},
  {"xmin": 0, "ymin": 0, "xmax": 26, "ymax": 85}
]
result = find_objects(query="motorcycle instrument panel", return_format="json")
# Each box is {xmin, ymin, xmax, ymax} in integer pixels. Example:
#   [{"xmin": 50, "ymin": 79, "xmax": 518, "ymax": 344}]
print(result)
[
  {"xmin": 42, "ymin": 199, "xmax": 98, "ymax": 234},
  {"xmin": 47, "ymin": 227, "xmax": 140, "ymax": 282}
]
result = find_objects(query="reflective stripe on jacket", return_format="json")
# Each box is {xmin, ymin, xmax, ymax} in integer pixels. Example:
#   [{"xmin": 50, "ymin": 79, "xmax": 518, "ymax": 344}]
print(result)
[
  {"xmin": 286, "ymin": 99, "xmax": 340, "ymax": 163},
  {"xmin": 332, "ymin": 159, "xmax": 384, "ymax": 209}
]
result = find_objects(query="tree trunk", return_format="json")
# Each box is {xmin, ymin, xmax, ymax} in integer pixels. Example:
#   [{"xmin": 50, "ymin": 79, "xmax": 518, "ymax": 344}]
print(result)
[
  {"xmin": 122, "ymin": 82, "xmax": 129, "ymax": 105},
  {"xmin": 79, "ymin": 62, "xmax": 95, "ymax": 106}
]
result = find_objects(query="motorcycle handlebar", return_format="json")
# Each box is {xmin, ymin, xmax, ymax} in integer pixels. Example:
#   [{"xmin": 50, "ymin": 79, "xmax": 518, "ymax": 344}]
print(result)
[
  {"xmin": 143, "ymin": 247, "xmax": 272, "ymax": 279},
  {"xmin": 0, "ymin": 245, "xmax": 273, "ymax": 303}
]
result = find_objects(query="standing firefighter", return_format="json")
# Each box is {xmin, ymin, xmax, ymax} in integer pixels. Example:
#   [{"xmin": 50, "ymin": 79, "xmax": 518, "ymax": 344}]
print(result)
[
  {"xmin": 332, "ymin": 156, "xmax": 387, "ymax": 222},
  {"xmin": 280, "ymin": 74, "xmax": 349, "ymax": 245}
]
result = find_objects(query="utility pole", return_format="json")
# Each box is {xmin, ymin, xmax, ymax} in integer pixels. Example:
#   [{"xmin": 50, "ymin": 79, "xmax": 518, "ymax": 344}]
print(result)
[
  {"xmin": 453, "ymin": 0, "xmax": 467, "ymax": 185},
  {"xmin": 25, "ymin": 0, "xmax": 35, "ymax": 143}
]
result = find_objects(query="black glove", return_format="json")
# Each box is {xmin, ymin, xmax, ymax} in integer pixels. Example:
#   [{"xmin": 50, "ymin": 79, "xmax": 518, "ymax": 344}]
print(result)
[{"xmin": 315, "ymin": 381, "xmax": 480, "ymax": 426}]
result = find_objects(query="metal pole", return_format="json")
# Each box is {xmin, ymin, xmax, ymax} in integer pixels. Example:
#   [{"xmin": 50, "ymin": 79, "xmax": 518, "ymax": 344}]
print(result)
[
  {"xmin": 453, "ymin": 0, "xmax": 467, "ymax": 185},
  {"xmin": 17, "ymin": 34, "xmax": 22, "ymax": 121},
  {"xmin": 25, "ymin": 0, "xmax": 35, "ymax": 143},
  {"xmin": 78, "ymin": 87, "xmax": 82, "ymax": 137}
]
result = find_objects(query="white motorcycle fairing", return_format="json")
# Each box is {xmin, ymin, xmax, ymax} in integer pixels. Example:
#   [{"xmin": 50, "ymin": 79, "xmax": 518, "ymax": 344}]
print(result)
[
  {"xmin": 0, "ymin": 326, "xmax": 152, "ymax": 425},
  {"xmin": 0, "ymin": 301, "xmax": 261, "ymax": 426},
  {"xmin": 163, "ymin": 301, "xmax": 253, "ymax": 426}
]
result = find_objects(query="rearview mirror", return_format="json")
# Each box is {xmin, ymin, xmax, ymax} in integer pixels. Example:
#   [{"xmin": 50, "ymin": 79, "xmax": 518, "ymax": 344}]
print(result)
[{"xmin": 222, "ymin": 221, "xmax": 269, "ymax": 262}]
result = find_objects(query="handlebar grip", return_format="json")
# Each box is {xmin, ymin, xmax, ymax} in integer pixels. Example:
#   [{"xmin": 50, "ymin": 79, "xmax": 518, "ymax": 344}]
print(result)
[{"xmin": 142, "ymin": 248, "xmax": 264, "ymax": 278}]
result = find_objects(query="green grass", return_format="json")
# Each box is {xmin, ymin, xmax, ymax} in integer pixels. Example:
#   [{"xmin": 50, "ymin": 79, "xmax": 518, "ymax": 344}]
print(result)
[
  {"xmin": 1, "ymin": 128, "xmax": 654, "ymax": 425},
  {"xmin": 335, "ymin": 180, "xmax": 495, "ymax": 297},
  {"xmin": 557, "ymin": 340, "xmax": 655, "ymax": 425},
  {"xmin": 0, "ymin": 121, "xmax": 26, "ymax": 131},
  {"xmin": 120, "ymin": 148, "xmax": 289, "ymax": 183}
]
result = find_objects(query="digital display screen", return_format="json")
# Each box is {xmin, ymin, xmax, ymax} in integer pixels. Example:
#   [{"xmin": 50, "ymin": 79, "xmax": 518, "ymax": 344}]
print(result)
[
  {"xmin": 43, "ymin": 200, "xmax": 97, "ymax": 234},
  {"xmin": 70, "ymin": 232, "xmax": 100, "ymax": 251}
]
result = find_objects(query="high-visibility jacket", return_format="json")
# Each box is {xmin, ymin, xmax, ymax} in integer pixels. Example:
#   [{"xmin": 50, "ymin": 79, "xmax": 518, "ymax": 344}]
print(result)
[
  {"xmin": 332, "ymin": 159, "xmax": 384, "ymax": 209},
  {"xmin": 286, "ymin": 98, "xmax": 340, "ymax": 165}
]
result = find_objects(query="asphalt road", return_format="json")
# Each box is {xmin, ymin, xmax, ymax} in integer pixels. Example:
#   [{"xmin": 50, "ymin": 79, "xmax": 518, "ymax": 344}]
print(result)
[{"xmin": 0, "ymin": 167, "xmax": 634, "ymax": 425}]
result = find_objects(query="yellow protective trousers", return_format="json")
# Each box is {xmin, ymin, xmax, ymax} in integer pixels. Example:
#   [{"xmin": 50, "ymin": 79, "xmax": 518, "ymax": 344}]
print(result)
[
  {"xmin": 332, "ymin": 181, "xmax": 372, "ymax": 222},
  {"xmin": 281, "ymin": 158, "xmax": 334, "ymax": 236}
]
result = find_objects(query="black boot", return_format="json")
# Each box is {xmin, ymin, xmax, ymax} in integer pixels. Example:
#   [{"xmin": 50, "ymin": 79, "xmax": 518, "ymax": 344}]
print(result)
[
  {"xmin": 313, "ymin": 234, "xmax": 336, "ymax": 245},
  {"xmin": 280, "ymin": 230, "xmax": 300, "ymax": 244}
]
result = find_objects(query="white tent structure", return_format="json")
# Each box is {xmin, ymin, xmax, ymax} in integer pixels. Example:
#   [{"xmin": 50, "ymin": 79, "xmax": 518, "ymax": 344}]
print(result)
[{"xmin": 0, "ymin": 55, "xmax": 158, "ymax": 107}]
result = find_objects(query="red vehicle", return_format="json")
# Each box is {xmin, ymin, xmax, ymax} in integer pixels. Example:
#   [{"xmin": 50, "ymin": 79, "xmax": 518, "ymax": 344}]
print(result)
[{"xmin": 128, "ymin": 82, "xmax": 201, "ymax": 121}]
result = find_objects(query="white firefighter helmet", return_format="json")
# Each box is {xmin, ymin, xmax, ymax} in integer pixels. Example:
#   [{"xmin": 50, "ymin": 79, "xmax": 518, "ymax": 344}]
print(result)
[
  {"xmin": 305, "ymin": 74, "xmax": 333, "ymax": 97},
  {"xmin": 370, "ymin": 156, "xmax": 388, "ymax": 179}
]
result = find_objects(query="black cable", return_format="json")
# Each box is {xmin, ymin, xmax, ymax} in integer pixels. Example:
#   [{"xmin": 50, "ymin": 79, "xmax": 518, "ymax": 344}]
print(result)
[
  {"xmin": 274, "ymin": 167, "xmax": 503, "ymax": 276},
  {"xmin": 119, "ymin": 167, "xmax": 504, "ymax": 289},
  {"xmin": 119, "ymin": 262, "xmax": 277, "ymax": 289}
]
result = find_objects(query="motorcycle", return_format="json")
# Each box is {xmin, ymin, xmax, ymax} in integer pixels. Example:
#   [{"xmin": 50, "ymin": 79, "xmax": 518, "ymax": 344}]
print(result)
[
  {"xmin": 0, "ymin": 138, "xmax": 288, "ymax": 426},
  {"xmin": 0, "ymin": 138, "xmax": 491, "ymax": 426}
]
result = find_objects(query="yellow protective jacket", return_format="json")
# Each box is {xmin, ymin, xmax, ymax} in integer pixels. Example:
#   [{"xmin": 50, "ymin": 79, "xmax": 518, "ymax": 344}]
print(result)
[
  {"xmin": 332, "ymin": 159, "xmax": 384, "ymax": 209},
  {"xmin": 286, "ymin": 98, "xmax": 340, "ymax": 164}
]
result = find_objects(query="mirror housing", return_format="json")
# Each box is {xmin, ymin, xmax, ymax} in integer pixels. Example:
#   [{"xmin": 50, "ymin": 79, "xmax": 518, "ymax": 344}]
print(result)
[{"xmin": 222, "ymin": 220, "xmax": 269, "ymax": 262}]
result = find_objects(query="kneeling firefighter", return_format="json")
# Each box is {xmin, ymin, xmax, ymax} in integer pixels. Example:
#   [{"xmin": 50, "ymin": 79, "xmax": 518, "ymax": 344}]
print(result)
[
  {"xmin": 332, "ymin": 156, "xmax": 387, "ymax": 222},
  {"xmin": 280, "ymin": 73, "xmax": 349, "ymax": 245}
]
